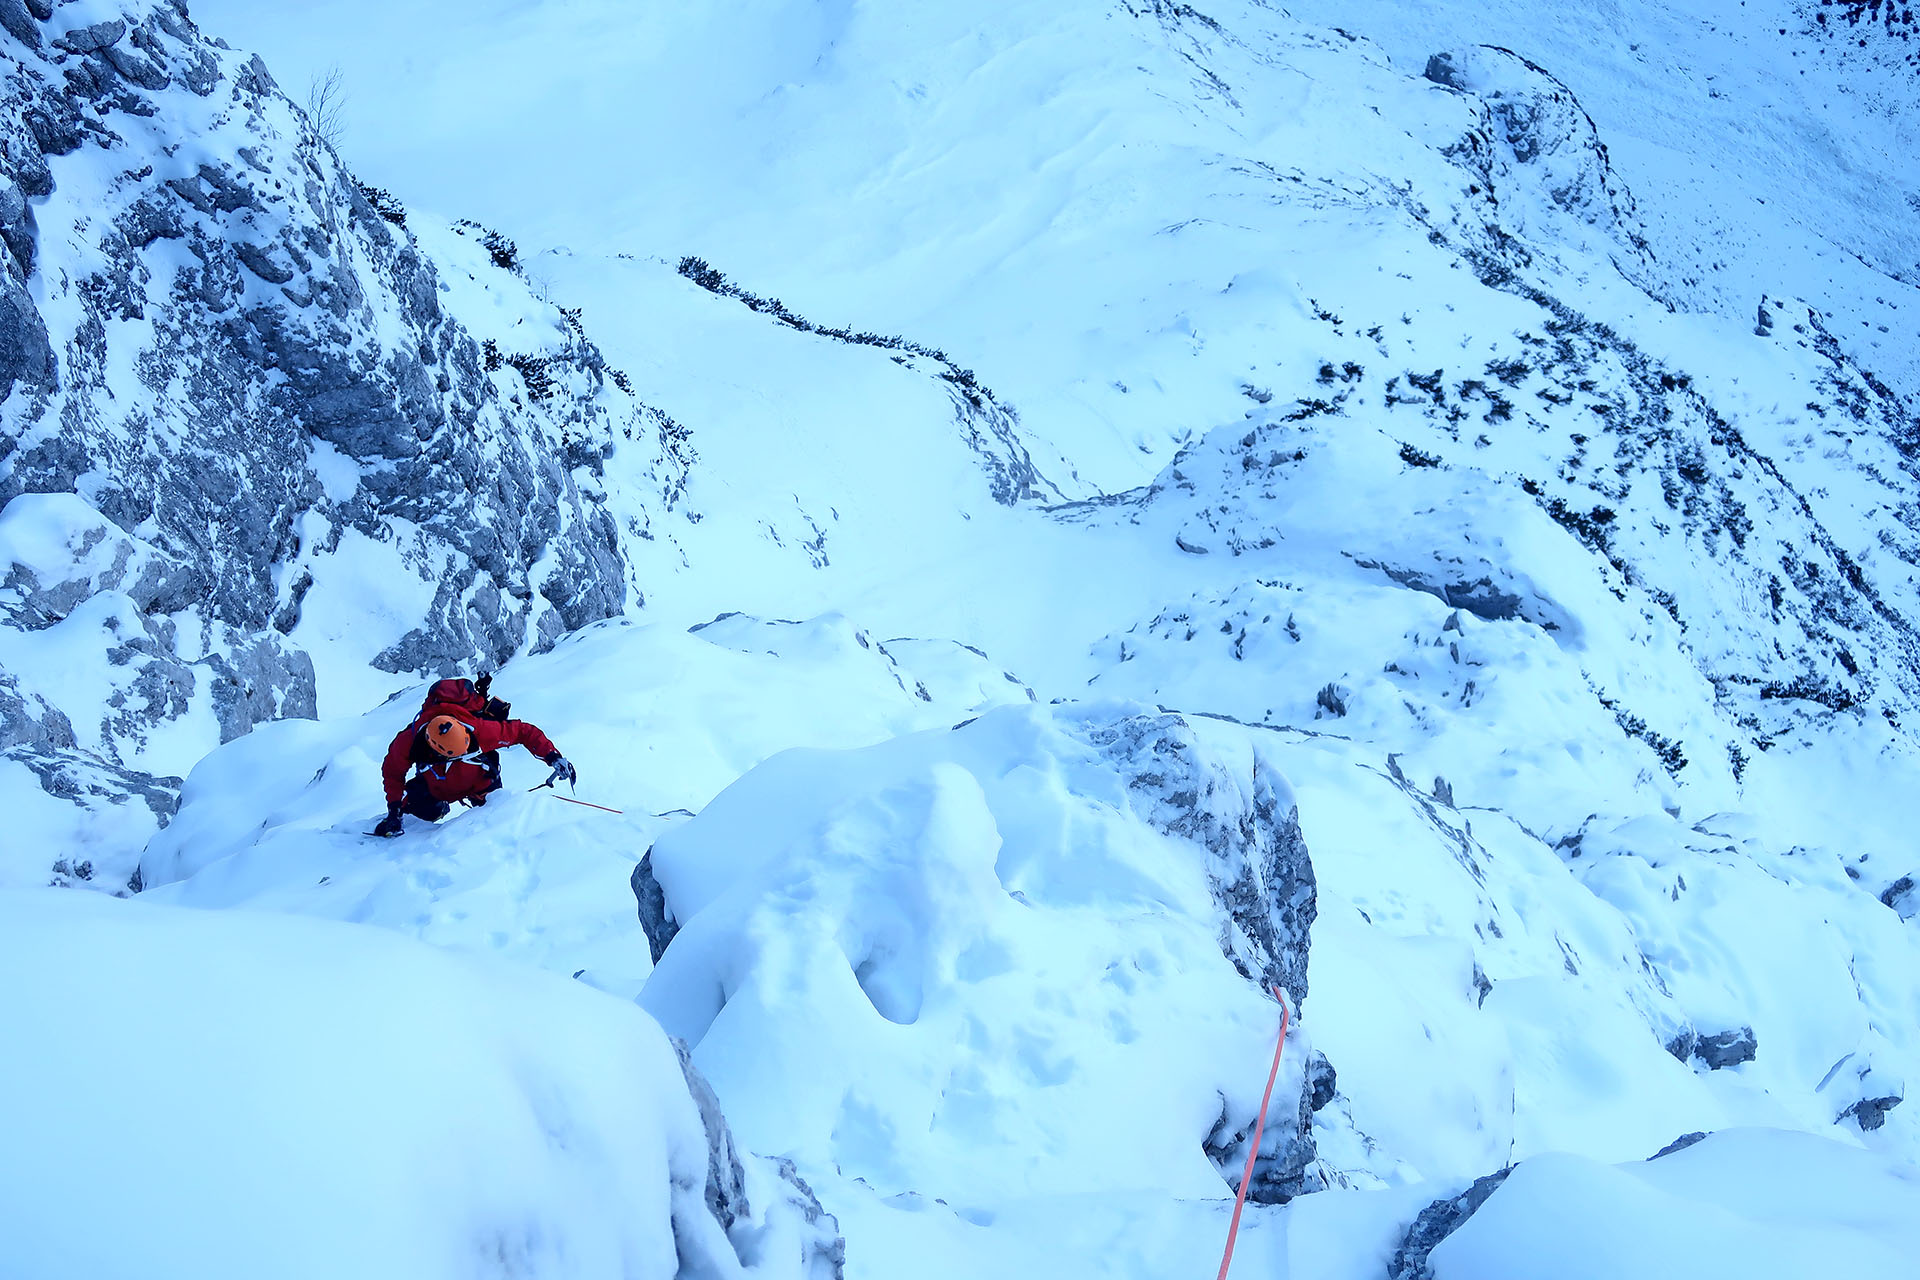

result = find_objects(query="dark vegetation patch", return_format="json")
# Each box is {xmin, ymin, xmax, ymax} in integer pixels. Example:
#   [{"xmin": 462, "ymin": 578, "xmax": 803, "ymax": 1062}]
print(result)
[
  {"xmin": 679, "ymin": 255, "xmax": 997, "ymax": 406},
  {"xmin": 454, "ymin": 220, "xmax": 520, "ymax": 274},
  {"xmin": 352, "ymin": 179, "xmax": 406, "ymax": 227}
]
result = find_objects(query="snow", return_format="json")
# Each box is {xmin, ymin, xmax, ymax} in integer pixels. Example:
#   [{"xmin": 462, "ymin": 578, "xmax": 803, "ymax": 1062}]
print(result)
[
  {"xmin": 0, "ymin": 888, "xmax": 823, "ymax": 1280},
  {"xmin": 1431, "ymin": 1131, "xmax": 1920, "ymax": 1280},
  {"xmin": 137, "ymin": 615, "xmax": 1032, "ymax": 987},
  {"xmin": 641, "ymin": 701, "xmax": 1309, "ymax": 1207},
  {"xmin": 9, "ymin": 0, "xmax": 1920, "ymax": 1275}
]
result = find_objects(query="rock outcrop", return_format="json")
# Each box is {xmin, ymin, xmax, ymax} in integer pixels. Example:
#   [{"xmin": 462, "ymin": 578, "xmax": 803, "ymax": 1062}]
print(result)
[
  {"xmin": 1086, "ymin": 707, "xmax": 1321, "ymax": 1202},
  {"xmin": 667, "ymin": 1037, "xmax": 847, "ymax": 1278},
  {"xmin": 1387, "ymin": 1166, "xmax": 1515, "ymax": 1280}
]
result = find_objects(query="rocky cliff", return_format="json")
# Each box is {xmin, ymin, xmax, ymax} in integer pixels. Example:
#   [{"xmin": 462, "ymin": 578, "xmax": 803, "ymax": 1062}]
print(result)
[{"xmin": 0, "ymin": 0, "xmax": 683, "ymax": 884}]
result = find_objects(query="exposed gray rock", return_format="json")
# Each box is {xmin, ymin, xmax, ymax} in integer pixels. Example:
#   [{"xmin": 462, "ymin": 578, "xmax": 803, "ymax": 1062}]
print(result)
[
  {"xmin": 668, "ymin": 1037, "xmax": 845, "ymax": 1279},
  {"xmin": 1, "ymin": 0, "xmax": 694, "ymax": 885},
  {"xmin": 1881, "ymin": 875, "xmax": 1916, "ymax": 920},
  {"xmin": 1840, "ymin": 1094, "xmax": 1902, "ymax": 1132},
  {"xmin": 632, "ymin": 848, "xmax": 679, "ymax": 964},
  {"xmin": 1664, "ymin": 1025, "xmax": 1756, "ymax": 1070},
  {"xmin": 0, "ymin": 176, "xmax": 30, "ymax": 270},
  {"xmin": 0, "ymin": 670, "xmax": 75, "ymax": 753},
  {"xmin": 0, "ymin": 278, "xmax": 55, "ymax": 404},
  {"xmin": 1306, "ymin": 1049, "xmax": 1337, "ymax": 1113},
  {"xmin": 767, "ymin": 1159, "xmax": 847, "ymax": 1279},
  {"xmin": 1422, "ymin": 44, "xmax": 1653, "ymax": 278},
  {"xmin": 54, "ymin": 19, "xmax": 125, "ymax": 55},
  {"xmin": 1354, "ymin": 556, "xmax": 1568, "ymax": 630},
  {"xmin": 669, "ymin": 1037, "xmax": 748, "ymax": 1234},
  {"xmin": 1085, "ymin": 709, "xmax": 1317, "ymax": 1006},
  {"xmin": 1693, "ymin": 1026, "xmax": 1757, "ymax": 1070},
  {"xmin": 1083, "ymin": 708, "xmax": 1319, "ymax": 1201},
  {"xmin": 1388, "ymin": 1166, "xmax": 1514, "ymax": 1280},
  {"xmin": 3, "ymin": 737, "xmax": 178, "ymax": 822},
  {"xmin": 1648, "ymin": 1131, "xmax": 1708, "ymax": 1159},
  {"xmin": 0, "ymin": 0, "xmax": 39, "ymax": 48}
]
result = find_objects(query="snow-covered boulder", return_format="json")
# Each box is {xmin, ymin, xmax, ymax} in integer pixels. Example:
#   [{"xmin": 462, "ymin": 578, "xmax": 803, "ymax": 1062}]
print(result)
[
  {"xmin": 1390, "ymin": 1129, "xmax": 1920, "ymax": 1280},
  {"xmin": 637, "ymin": 699, "xmax": 1326, "ymax": 1209},
  {"xmin": 0, "ymin": 887, "xmax": 843, "ymax": 1279}
]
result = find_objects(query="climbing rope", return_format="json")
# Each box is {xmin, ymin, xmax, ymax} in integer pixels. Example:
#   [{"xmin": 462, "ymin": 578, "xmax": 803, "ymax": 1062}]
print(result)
[
  {"xmin": 1216, "ymin": 983, "xmax": 1290, "ymax": 1280},
  {"xmin": 528, "ymin": 789, "xmax": 624, "ymax": 815}
]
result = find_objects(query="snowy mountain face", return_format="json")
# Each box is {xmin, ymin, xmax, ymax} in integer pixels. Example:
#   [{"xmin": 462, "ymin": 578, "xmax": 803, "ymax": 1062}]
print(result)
[
  {"xmin": 0, "ymin": 0, "xmax": 674, "ymax": 886},
  {"xmin": 6, "ymin": 0, "xmax": 1920, "ymax": 1277}
]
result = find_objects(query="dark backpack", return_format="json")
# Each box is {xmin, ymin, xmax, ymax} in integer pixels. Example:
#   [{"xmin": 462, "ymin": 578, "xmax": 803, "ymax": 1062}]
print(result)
[
  {"xmin": 414, "ymin": 675, "xmax": 511, "ymax": 728},
  {"xmin": 406, "ymin": 676, "xmax": 513, "ymax": 793}
]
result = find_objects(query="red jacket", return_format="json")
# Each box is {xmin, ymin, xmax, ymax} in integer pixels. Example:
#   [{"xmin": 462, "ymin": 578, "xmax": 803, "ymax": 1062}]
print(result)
[{"xmin": 382, "ymin": 706, "xmax": 561, "ymax": 806}]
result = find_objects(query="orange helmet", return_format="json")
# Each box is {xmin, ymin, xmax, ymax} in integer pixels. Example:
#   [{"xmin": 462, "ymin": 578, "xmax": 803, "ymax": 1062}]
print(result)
[{"xmin": 423, "ymin": 715, "xmax": 473, "ymax": 758}]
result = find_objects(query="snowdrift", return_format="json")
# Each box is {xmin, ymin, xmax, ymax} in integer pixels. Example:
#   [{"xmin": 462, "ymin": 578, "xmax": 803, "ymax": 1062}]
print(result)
[{"xmin": 0, "ymin": 887, "xmax": 840, "ymax": 1279}]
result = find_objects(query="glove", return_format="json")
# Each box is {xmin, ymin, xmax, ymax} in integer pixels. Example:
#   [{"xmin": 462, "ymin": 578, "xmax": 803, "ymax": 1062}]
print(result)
[
  {"xmin": 373, "ymin": 806, "xmax": 403, "ymax": 838},
  {"xmin": 544, "ymin": 754, "xmax": 577, "ymax": 787}
]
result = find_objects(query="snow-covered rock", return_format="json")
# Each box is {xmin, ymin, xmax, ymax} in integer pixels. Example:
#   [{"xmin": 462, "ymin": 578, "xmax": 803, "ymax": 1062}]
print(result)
[
  {"xmin": 8, "ymin": 0, "xmax": 1920, "ymax": 1272},
  {"xmin": 1405, "ymin": 1129, "xmax": 1920, "ymax": 1280},
  {"xmin": 639, "ymin": 698, "xmax": 1325, "ymax": 1205}
]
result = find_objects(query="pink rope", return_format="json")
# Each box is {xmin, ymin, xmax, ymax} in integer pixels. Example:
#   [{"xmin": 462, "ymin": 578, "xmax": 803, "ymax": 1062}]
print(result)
[{"xmin": 1217, "ymin": 985, "xmax": 1290, "ymax": 1280}]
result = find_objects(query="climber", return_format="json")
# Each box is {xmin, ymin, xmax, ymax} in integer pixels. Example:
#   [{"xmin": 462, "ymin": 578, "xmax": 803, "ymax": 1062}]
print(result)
[{"xmin": 372, "ymin": 675, "xmax": 576, "ymax": 837}]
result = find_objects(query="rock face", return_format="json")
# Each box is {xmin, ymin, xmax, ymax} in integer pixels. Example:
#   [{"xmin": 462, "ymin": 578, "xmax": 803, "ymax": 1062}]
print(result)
[
  {"xmin": 0, "ymin": 1, "xmax": 682, "ymax": 883},
  {"xmin": 639, "ymin": 699, "xmax": 1329, "ymax": 1209},
  {"xmin": 1882, "ymin": 874, "xmax": 1917, "ymax": 920},
  {"xmin": 1086, "ymin": 709, "xmax": 1318, "ymax": 1007},
  {"xmin": 1841, "ymin": 1094, "xmax": 1903, "ymax": 1133},
  {"xmin": 1387, "ymin": 1166, "xmax": 1515, "ymax": 1280},
  {"xmin": 1422, "ymin": 44, "xmax": 1653, "ymax": 280},
  {"xmin": 1648, "ymin": 1131, "xmax": 1709, "ymax": 1159},
  {"xmin": 666, "ymin": 1036, "xmax": 847, "ymax": 1278},
  {"xmin": 1085, "ymin": 708, "xmax": 1321, "ymax": 1202},
  {"xmin": 631, "ymin": 848, "xmax": 678, "ymax": 963},
  {"xmin": 1666, "ymin": 1025, "xmax": 1758, "ymax": 1070}
]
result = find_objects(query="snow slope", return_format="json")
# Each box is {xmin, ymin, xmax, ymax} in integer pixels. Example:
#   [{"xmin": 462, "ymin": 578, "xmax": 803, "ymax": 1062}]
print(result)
[
  {"xmin": 8, "ymin": 0, "xmax": 1920, "ymax": 1275},
  {"xmin": 129, "ymin": 608, "xmax": 1920, "ymax": 1275},
  {"xmin": 0, "ymin": 887, "xmax": 840, "ymax": 1279}
]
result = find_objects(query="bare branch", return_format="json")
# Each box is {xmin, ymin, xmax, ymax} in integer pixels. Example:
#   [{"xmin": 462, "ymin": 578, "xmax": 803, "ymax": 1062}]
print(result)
[{"xmin": 305, "ymin": 64, "xmax": 347, "ymax": 150}]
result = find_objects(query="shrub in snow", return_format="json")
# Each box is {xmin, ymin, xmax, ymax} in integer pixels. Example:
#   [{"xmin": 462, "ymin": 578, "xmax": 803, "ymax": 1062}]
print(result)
[{"xmin": 453, "ymin": 218, "xmax": 523, "ymax": 273}]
